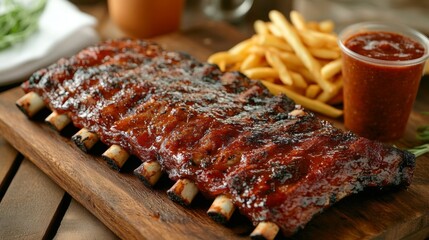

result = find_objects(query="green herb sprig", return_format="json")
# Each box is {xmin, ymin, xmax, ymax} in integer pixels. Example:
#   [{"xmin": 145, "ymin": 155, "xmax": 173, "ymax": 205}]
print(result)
[
  {"xmin": 408, "ymin": 143, "xmax": 429, "ymax": 158},
  {"xmin": 416, "ymin": 125, "xmax": 429, "ymax": 142},
  {"xmin": 0, "ymin": 0, "xmax": 47, "ymax": 50}
]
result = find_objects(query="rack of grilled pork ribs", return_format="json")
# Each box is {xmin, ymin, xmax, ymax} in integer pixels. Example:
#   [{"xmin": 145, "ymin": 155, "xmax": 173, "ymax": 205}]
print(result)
[{"xmin": 16, "ymin": 39, "xmax": 415, "ymax": 239}]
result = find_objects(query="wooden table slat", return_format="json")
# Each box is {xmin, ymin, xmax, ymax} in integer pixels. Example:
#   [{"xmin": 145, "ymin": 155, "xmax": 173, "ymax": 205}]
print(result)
[
  {"xmin": 0, "ymin": 159, "xmax": 65, "ymax": 239},
  {"xmin": 0, "ymin": 136, "xmax": 19, "ymax": 199},
  {"xmin": 54, "ymin": 199, "xmax": 118, "ymax": 240}
]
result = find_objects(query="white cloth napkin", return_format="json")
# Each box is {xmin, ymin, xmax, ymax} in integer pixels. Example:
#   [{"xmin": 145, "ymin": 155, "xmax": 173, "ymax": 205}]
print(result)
[{"xmin": 0, "ymin": 0, "xmax": 99, "ymax": 86}]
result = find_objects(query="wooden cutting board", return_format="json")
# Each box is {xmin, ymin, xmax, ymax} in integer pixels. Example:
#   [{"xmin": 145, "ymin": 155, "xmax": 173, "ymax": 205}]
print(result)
[{"xmin": 0, "ymin": 23, "xmax": 428, "ymax": 240}]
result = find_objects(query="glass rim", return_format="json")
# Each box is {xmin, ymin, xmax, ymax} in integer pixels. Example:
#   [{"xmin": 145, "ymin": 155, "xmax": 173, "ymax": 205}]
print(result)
[{"xmin": 338, "ymin": 21, "xmax": 429, "ymax": 67}]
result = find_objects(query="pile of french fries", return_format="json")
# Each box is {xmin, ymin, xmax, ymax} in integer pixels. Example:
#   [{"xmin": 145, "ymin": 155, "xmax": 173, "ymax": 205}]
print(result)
[{"xmin": 208, "ymin": 10, "xmax": 343, "ymax": 118}]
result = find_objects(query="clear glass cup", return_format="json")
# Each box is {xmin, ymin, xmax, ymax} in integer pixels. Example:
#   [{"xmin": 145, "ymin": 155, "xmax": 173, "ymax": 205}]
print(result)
[
  {"xmin": 338, "ymin": 22, "xmax": 429, "ymax": 141},
  {"xmin": 202, "ymin": 0, "xmax": 254, "ymax": 22}
]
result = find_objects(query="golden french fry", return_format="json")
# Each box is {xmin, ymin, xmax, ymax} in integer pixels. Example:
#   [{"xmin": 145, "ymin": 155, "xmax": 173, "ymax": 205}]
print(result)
[
  {"xmin": 306, "ymin": 30, "xmax": 338, "ymax": 47},
  {"xmin": 298, "ymin": 31, "xmax": 325, "ymax": 48},
  {"xmin": 250, "ymin": 46, "xmax": 304, "ymax": 68},
  {"xmin": 293, "ymin": 67, "xmax": 316, "ymax": 83},
  {"xmin": 228, "ymin": 38, "xmax": 255, "ymax": 55},
  {"xmin": 305, "ymin": 84, "xmax": 322, "ymax": 98},
  {"xmin": 319, "ymin": 20, "xmax": 334, "ymax": 33},
  {"xmin": 257, "ymin": 34, "xmax": 293, "ymax": 52},
  {"xmin": 241, "ymin": 53, "xmax": 262, "ymax": 71},
  {"xmin": 269, "ymin": 10, "xmax": 334, "ymax": 93},
  {"xmin": 247, "ymin": 45, "xmax": 266, "ymax": 55},
  {"xmin": 327, "ymin": 90, "xmax": 343, "ymax": 105},
  {"xmin": 266, "ymin": 23, "xmax": 283, "ymax": 37},
  {"xmin": 290, "ymin": 71, "xmax": 308, "ymax": 89},
  {"xmin": 309, "ymin": 48, "xmax": 341, "ymax": 59},
  {"xmin": 254, "ymin": 20, "xmax": 269, "ymax": 35},
  {"xmin": 243, "ymin": 67, "xmax": 279, "ymax": 79},
  {"xmin": 277, "ymin": 52, "xmax": 305, "ymax": 68},
  {"xmin": 306, "ymin": 21, "xmax": 320, "ymax": 31},
  {"xmin": 218, "ymin": 61, "xmax": 227, "ymax": 71},
  {"xmin": 317, "ymin": 75, "xmax": 343, "ymax": 102},
  {"xmin": 278, "ymin": 70, "xmax": 293, "ymax": 86},
  {"xmin": 264, "ymin": 51, "xmax": 281, "ymax": 68},
  {"xmin": 261, "ymin": 80, "xmax": 343, "ymax": 118},
  {"xmin": 321, "ymin": 58, "xmax": 342, "ymax": 80},
  {"xmin": 290, "ymin": 10, "xmax": 307, "ymax": 30},
  {"xmin": 208, "ymin": 51, "xmax": 226, "ymax": 64},
  {"xmin": 264, "ymin": 77, "xmax": 277, "ymax": 83},
  {"xmin": 231, "ymin": 62, "xmax": 242, "ymax": 71},
  {"xmin": 208, "ymin": 52, "xmax": 237, "ymax": 65},
  {"xmin": 265, "ymin": 51, "xmax": 293, "ymax": 85},
  {"xmin": 208, "ymin": 52, "xmax": 246, "ymax": 71},
  {"xmin": 269, "ymin": 11, "xmax": 317, "ymax": 73}
]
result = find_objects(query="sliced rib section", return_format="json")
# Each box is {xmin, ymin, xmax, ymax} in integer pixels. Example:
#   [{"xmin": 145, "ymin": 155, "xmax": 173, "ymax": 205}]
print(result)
[{"xmin": 20, "ymin": 39, "xmax": 415, "ymax": 237}]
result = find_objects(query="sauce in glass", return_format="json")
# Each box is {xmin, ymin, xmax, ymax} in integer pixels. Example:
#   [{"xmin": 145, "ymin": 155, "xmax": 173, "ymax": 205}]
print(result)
[
  {"xmin": 345, "ymin": 32, "xmax": 424, "ymax": 61},
  {"xmin": 340, "ymin": 25, "xmax": 428, "ymax": 141}
]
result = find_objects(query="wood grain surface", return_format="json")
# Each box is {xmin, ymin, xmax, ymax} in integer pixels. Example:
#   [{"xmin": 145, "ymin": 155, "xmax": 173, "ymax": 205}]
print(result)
[
  {"xmin": 55, "ymin": 199, "xmax": 118, "ymax": 240},
  {"xmin": 0, "ymin": 23, "xmax": 428, "ymax": 239},
  {"xmin": 0, "ymin": 159, "xmax": 64, "ymax": 239},
  {"xmin": 0, "ymin": 136, "xmax": 18, "ymax": 199}
]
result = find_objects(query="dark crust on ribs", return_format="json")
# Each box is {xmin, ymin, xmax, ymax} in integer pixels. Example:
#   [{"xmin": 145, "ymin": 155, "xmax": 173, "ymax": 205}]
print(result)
[{"xmin": 21, "ymin": 39, "xmax": 415, "ymax": 236}]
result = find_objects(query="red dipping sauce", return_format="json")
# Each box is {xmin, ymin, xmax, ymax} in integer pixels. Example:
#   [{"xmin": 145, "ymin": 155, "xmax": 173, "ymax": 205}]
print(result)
[{"xmin": 339, "ymin": 23, "xmax": 429, "ymax": 141}]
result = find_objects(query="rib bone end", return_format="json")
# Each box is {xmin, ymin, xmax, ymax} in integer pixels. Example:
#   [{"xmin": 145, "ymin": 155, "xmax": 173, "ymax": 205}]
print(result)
[
  {"xmin": 250, "ymin": 222, "xmax": 279, "ymax": 240},
  {"xmin": 45, "ymin": 112, "xmax": 71, "ymax": 131},
  {"xmin": 207, "ymin": 195, "xmax": 236, "ymax": 224},
  {"xmin": 16, "ymin": 92, "xmax": 45, "ymax": 118},
  {"xmin": 102, "ymin": 144, "xmax": 130, "ymax": 171},
  {"xmin": 167, "ymin": 179, "xmax": 198, "ymax": 206},
  {"xmin": 134, "ymin": 161, "xmax": 162, "ymax": 187},
  {"xmin": 72, "ymin": 128, "xmax": 99, "ymax": 153}
]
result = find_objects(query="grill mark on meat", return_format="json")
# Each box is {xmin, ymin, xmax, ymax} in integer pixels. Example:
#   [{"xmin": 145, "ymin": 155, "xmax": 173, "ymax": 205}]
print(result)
[{"xmin": 21, "ymin": 39, "xmax": 415, "ymax": 236}]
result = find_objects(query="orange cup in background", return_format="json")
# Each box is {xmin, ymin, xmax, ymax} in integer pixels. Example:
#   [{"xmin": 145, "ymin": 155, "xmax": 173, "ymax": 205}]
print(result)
[{"xmin": 108, "ymin": 0, "xmax": 185, "ymax": 38}]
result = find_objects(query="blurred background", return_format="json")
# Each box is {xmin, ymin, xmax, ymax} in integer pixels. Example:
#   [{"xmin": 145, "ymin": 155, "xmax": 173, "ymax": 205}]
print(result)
[
  {"xmin": 1, "ymin": 0, "xmax": 428, "ymax": 88},
  {"xmin": 74, "ymin": 0, "xmax": 429, "ymax": 38}
]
